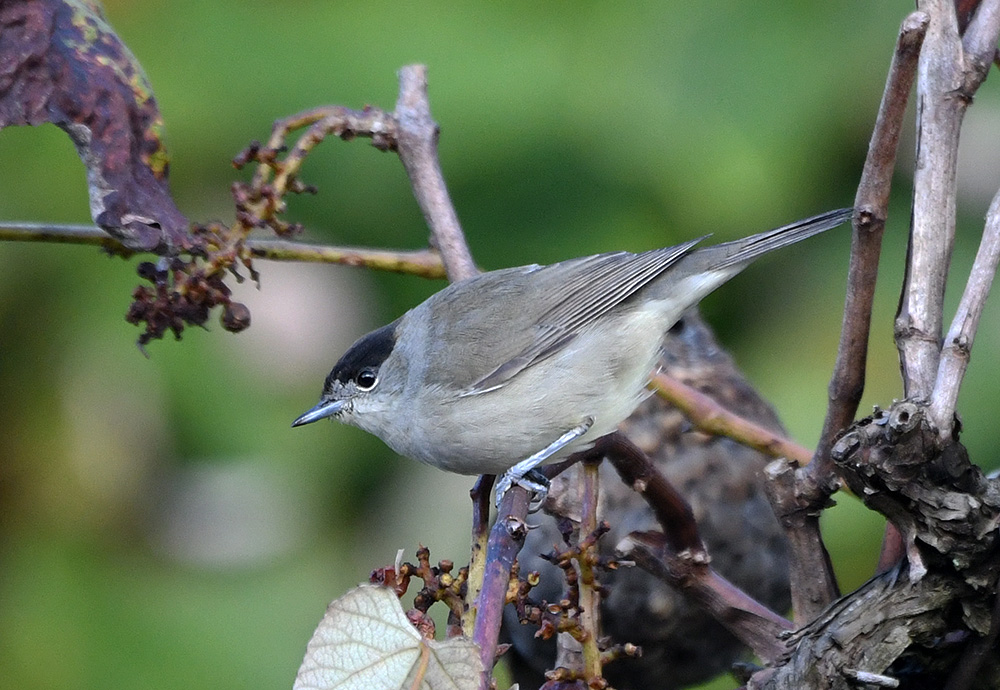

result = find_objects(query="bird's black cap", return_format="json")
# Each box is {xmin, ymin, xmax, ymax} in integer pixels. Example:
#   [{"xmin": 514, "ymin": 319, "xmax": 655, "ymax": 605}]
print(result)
[{"xmin": 325, "ymin": 320, "xmax": 399, "ymax": 389}]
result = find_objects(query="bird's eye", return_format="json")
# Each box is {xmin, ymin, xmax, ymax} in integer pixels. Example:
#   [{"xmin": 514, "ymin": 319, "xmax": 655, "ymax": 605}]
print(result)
[{"xmin": 355, "ymin": 369, "xmax": 378, "ymax": 390}]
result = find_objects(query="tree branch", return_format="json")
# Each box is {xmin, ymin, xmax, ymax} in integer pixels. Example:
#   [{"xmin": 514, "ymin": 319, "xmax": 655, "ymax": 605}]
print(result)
[
  {"xmin": 592, "ymin": 433, "xmax": 703, "ymax": 553},
  {"xmin": 925, "ymin": 0, "xmax": 1000, "ymax": 436},
  {"xmin": 896, "ymin": 0, "xmax": 965, "ymax": 400},
  {"xmin": 764, "ymin": 13, "xmax": 928, "ymax": 626},
  {"xmin": 763, "ymin": 457, "xmax": 840, "ymax": 627},
  {"xmin": 595, "ymin": 433, "xmax": 793, "ymax": 663},
  {"xmin": 651, "ymin": 372, "xmax": 812, "ymax": 465},
  {"xmin": 462, "ymin": 474, "xmax": 494, "ymax": 636},
  {"xmin": 472, "ymin": 486, "xmax": 531, "ymax": 690},
  {"xmin": 929, "ymin": 188, "xmax": 1000, "ymax": 436},
  {"xmin": 961, "ymin": 0, "xmax": 1000, "ymax": 81},
  {"xmin": 619, "ymin": 532, "xmax": 791, "ymax": 664},
  {"xmin": 394, "ymin": 66, "xmax": 478, "ymax": 282},
  {"xmin": 813, "ymin": 11, "xmax": 928, "ymax": 475},
  {"xmin": 0, "ymin": 222, "xmax": 448, "ymax": 278},
  {"xmin": 576, "ymin": 459, "xmax": 603, "ymax": 684}
]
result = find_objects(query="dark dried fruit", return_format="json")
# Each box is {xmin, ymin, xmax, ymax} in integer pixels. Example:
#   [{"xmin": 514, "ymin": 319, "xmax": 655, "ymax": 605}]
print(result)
[{"xmin": 221, "ymin": 302, "xmax": 251, "ymax": 332}]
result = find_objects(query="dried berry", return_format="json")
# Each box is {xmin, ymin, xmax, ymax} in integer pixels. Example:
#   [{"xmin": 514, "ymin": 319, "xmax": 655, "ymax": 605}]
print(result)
[{"xmin": 221, "ymin": 302, "xmax": 251, "ymax": 332}]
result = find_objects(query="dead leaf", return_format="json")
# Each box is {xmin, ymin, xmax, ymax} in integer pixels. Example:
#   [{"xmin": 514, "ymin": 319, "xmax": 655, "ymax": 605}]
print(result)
[
  {"xmin": 294, "ymin": 584, "xmax": 483, "ymax": 690},
  {"xmin": 0, "ymin": 0, "xmax": 190, "ymax": 252}
]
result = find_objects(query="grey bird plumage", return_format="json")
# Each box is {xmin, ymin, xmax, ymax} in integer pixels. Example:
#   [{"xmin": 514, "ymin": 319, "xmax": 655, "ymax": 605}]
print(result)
[{"xmin": 293, "ymin": 208, "xmax": 851, "ymax": 491}]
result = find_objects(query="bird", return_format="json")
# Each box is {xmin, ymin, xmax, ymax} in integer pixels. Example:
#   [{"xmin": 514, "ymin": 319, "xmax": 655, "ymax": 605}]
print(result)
[{"xmin": 293, "ymin": 208, "xmax": 851, "ymax": 503}]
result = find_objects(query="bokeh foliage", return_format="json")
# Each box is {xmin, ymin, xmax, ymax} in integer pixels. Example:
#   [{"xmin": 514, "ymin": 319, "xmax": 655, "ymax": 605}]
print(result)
[{"xmin": 1, "ymin": 1, "xmax": 999, "ymax": 688}]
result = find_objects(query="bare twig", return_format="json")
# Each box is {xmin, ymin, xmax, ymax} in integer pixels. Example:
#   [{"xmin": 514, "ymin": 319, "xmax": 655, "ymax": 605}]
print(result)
[
  {"xmin": 250, "ymin": 105, "xmax": 398, "ymax": 205},
  {"xmin": 898, "ymin": 1, "xmax": 967, "ymax": 398},
  {"xmin": 651, "ymin": 372, "xmax": 812, "ymax": 464},
  {"xmin": 472, "ymin": 486, "xmax": 531, "ymax": 690},
  {"xmin": 891, "ymin": 0, "xmax": 1000, "ymax": 434},
  {"xmin": 591, "ymin": 433, "xmax": 702, "ymax": 552},
  {"xmin": 763, "ymin": 458, "xmax": 841, "ymax": 626},
  {"xmin": 595, "ymin": 432, "xmax": 794, "ymax": 662},
  {"xmin": 590, "ymin": 432, "xmax": 793, "ymax": 662},
  {"xmin": 463, "ymin": 474, "xmax": 495, "ymax": 635},
  {"xmin": 0, "ymin": 222, "xmax": 136, "ymax": 254},
  {"xmin": 961, "ymin": 0, "xmax": 1000, "ymax": 81},
  {"xmin": 231, "ymin": 105, "xmax": 400, "ymax": 238},
  {"xmin": 896, "ymin": 0, "xmax": 965, "ymax": 400},
  {"xmin": 246, "ymin": 240, "xmax": 445, "ymax": 278},
  {"xmin": 813, "ymin": 12, "xmax": 928, "ymax": 473},
  {"xmin": 930, "ymin": 189, "xmax": 1000, "ymax": 436},
  {"xmin": 924, "ymin": 0, "xmax": 1000, "ymax": 436},
  {"xmin": 576, "ymin": 459, "xmax": 603, "ymax": 684},
  {"xmin": 619, "ymin": 531, "xmax": 792, "ymax": 663},
  {"xmin": 761, "ymin": 14, "xmax": 929, "ymax": 625},
  {"xmin": 0, "ymin": 222, "xmax": 448, "ymax": 278},
  {"xmin": 795, "ymin": 12, "xmax": 926, "ymax": 605},
  {"xmin": 394, "ymin": 66, "xmax": 478, "ymax": 282}
]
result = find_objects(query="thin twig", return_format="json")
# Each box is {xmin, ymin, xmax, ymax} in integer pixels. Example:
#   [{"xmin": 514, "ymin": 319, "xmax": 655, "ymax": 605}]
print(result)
[
  {"xmin": 577, "ymin": 459, "xmax": 603, "ymax": 684},
  {"xmin": 0, "ymin": 222, "xmax": 448, "ymax": 278},
  {"xmin": 246, "ymin": 240, "xmax": 445, "ymax": 278},
  {"xmin": 252, "ymin": 105, "xmax": 398, "ymax": 199},
  {"xmin": 794, "ymin": 12, "xmax": 928, "ymax": 612},
  {"xmin": 0, "ymin": 222, "xmax": 136, "ymax": 254},
  {"xmin": 896, "ymin": 0, "xmax": 965, "ymax": 400},
  {"xmin": 929, "ymin": 188, "xmax": 1000, "ymax": 435},
  {"xmin": 594, "ymin": 431, "xmax": 792, "ymax": 662},
  {"xmin": 925, "ymin": 0, "xmax": 1000, "ymax": 436},
  {"xmin": 593, "ymin": 432, "xmax": 702, "ymax": 552},
  {"xmin": 651, "ymin": 372, "xmax": 812, "ymax": 464},
  {"xmin": 619, "ymin": 532, "xmax": 792, "ymax": 663},
  {"xmin": 813, "ymin": 12, "xmax": 928, "ymax": 474},
  {"xmin": 463, "ymin": 474, "xmax": 495, "ymax": 636},
  {"xmin": 473, "ymin": 486, "xmax": 531, "ymax": 690},
  {"xmin": 961, "ymin": 0, "xmax": 1000, "ymax": 82},
  {"xmin": 764, "ymin": 458, "xmax": 841, "ymax": 627},
  {"xmin": 394, "ymin": 66, "xmax": 478, "ymax": 282}
]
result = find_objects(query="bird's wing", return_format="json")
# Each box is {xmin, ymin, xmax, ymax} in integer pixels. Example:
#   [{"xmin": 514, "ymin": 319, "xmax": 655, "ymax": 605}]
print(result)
[{"xmin": 462, "ymin": 238, "xmax": 705, "ymax": 396}]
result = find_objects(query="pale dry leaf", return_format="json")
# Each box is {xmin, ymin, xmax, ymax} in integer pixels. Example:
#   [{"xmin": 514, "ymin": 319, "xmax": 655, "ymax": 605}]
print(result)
[{"xmin": 294, "ymin": 584, "xmax": 482, "ymax": 690}]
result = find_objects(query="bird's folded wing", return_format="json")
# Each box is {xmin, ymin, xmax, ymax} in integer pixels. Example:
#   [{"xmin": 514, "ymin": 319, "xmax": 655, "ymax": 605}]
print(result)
[{"xmin": 463, "ymin": 238, "xmax": 705, "ymax": 396}]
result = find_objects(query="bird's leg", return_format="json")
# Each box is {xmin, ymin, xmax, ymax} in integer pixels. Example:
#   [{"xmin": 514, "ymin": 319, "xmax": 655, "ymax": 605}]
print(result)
[{"xmin": 494, "ymin": 417, "xmax": 594, "ymax": 508}]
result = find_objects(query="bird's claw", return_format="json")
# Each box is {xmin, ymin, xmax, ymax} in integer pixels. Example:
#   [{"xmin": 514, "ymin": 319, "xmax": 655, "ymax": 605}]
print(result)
[{"xmin": 495, "ymin": 468, "xmax": 550, "ymax": 510}]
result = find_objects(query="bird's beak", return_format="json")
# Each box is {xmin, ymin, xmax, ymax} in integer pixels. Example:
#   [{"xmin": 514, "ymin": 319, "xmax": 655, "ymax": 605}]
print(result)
[{"xmin": 292, "ymin": 399, "xmax": 345, "ymax": 427}]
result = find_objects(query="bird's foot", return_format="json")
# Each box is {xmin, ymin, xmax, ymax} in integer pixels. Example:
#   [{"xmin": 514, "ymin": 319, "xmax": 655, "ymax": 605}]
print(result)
[
  {"xmin": 494, "ymin": 468, "xmax": 550, "ymax": 512},
  {"xmin": 494, "ymin": 418, "xmax": 593, "ymax": 509}
]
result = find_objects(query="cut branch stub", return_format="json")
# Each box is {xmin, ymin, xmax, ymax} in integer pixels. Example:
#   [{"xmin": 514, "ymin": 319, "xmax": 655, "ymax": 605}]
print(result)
[
  {"xmin": 831, "ymin": 401, "xmax": 1000, "ymax": 585},
  {"xmin": 0, "ymin": 0, "xmax": 190, "ymax": 252},
  {"xmin": 757, "ymin": 399, "xmax": 1000, "ymax": 689}
]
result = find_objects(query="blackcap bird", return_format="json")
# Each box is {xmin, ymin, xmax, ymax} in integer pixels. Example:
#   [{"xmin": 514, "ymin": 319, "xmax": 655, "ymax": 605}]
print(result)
[{"xmin": 293, "ymin": 208, "xmax": 851, "ymax": 503}]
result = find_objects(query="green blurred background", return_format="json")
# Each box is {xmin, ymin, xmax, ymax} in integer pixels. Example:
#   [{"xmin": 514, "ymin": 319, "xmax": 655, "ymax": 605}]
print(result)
[{"xmin": 2, "ymin": 1, "xmax": 999, "ymax": 688}]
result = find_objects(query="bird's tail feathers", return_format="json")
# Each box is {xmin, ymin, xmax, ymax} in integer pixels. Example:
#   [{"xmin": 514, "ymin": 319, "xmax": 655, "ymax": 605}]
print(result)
[{"xmin": 713, "ymin": 207, "xmax": 853, "ymax": 270}]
